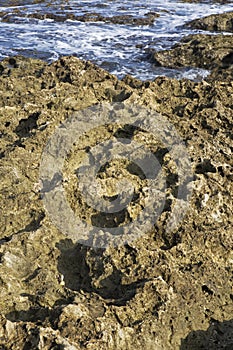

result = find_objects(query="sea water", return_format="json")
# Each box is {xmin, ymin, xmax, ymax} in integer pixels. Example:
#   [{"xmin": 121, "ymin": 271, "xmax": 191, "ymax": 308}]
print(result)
[{"xmin": 0, "ymin": 0, "xmax": 232, "ymax": 81}]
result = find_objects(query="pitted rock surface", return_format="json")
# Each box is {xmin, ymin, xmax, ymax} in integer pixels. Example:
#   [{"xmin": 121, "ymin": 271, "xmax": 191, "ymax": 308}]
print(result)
[
  {"xmin": 152, "ymin": 34, "xmax": 233, "ymax": 70},
  {"xmin": 186, "ymin": 11, "xmax": 233, "ymax": 32},
  {"xmin": 0, "ymin": 55, "xmax": 232, "ymax": 349}
]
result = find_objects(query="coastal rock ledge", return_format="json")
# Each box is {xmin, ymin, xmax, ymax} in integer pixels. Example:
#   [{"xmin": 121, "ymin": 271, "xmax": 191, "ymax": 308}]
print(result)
[
  {"xmin": 150, "ymin": 11, "xmax": 233, "ymax": 83},
  {"xmin": 186, "ymin": 11, "xmax": 233, "ymax": 33},
  {"xmin": 0, "ymin": 55, "xmax": 232, "ymax": 350}
]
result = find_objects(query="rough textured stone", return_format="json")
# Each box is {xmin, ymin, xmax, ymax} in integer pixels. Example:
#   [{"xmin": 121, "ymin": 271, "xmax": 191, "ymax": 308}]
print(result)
[
  {"xmin": 152, "ymin": 34, "xmax": 233, "ymax": 71},
  {"xmin": 186, "ymin": 11, "xmax": 233, "ymax": 32},
  {"xmin": 1, "ymin": 11, "xmax": 159, "ymax": 26},
  {"xmin": 0, "ymin": 55, "xmax": 232, "ymax": 349}
]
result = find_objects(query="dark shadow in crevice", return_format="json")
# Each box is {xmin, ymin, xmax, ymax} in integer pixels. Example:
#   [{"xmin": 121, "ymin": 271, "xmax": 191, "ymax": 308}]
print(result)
[
  {"xmin": 91, "ymin": 208, "xmax": 131, "ymax": 229},
  {"xmin": 15, "ymin": 112, "xmax": 40, "ymax": 138},
  {"xmin": 56, "ymin": 239, "xmax": 147, "ymax": 306},
  {"xmin": 160, "ymin": 229, "xmax": 181, "ymax": 251},
  {"xmin": 6, "ymin": 293, "xmax": 74, "ymax": 326},
  {"xmin": 7, "ymin": 306, "xmax": 50, "ymax": 324},
  {"xmin": 56, "ymin": 239, "xmax": 93, "ymax": 293},
  {"xmin": 222, "ymin": 51, "xmax": 233, "ymax": 67},
  {"xmin": 113, "ymin": 124, "xmax": 136, "ymax": 140},
  {"xmin": 196, "ymin": 158, "xmax": 216, "ymax": 174},
  {"xmin": 180, "ymin": 318, "xmax": 233, "ymax": 350}
]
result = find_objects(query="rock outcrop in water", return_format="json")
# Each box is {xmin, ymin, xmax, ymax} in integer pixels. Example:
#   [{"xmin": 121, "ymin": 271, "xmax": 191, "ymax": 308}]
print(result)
[
  {"xmin": 150, "ymin": 12, "xmax": 233, "ymax": 83},
  {"xmin": 186, "ymin": 11, "xmax": 233, "ymax": 32},
  {"xmin": 0, "ymin": 11, "xmax": 159, "ymax": 26},
  {"xmin": 0, "ymin": 54, "xmax": 232, "ymax": 349},
  {"xmin": 151, "ymin": 33, "xmax": 233, "ymax": 81},
  {"xmin": 179, "ymin": 0, "xmax": 231, "ymax": 3},
  {"xmin": 152, "ymin": 34, "xmax": 233, "ymax": 69}
]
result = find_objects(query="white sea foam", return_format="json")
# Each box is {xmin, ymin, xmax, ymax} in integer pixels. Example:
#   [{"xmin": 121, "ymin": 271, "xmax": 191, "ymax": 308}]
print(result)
[{"xmin": 0, "ymin": 0, "xmax": 232, "ymax": 80}]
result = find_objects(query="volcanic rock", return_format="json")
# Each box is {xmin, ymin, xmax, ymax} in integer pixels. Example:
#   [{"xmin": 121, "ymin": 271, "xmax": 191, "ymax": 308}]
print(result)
[
  {"xmin": 187, "ymin": 11, "xmax": 233, "ymax": 32},
  {"xmin": 152, "ymin": 34, "xmax": 233, "ymax": 70},
  {"xmin": 0, "ymin": 55, "xmax": 232, "ymax": 349}
]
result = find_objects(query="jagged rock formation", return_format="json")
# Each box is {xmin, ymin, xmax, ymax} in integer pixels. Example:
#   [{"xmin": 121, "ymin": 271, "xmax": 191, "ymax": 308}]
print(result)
[
  {"xmin": 186, "ymin": 11, "xmax": 233, "ymax": 32},
  {"xmin": 0, "ymin": 54, "xmax": 232, "ymax": 349}
]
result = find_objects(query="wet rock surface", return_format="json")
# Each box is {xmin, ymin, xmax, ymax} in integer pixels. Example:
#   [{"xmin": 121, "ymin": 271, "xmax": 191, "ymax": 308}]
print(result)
[
  {"xmin": 152, "ymin": 33, "xmax": 233, "ymax": 69},
  {"xmin": 0, "ymin": 55, "xmax": 232, "ymax": 349},
  {"xmin": 0, "ymin": 10, "xmax": 160, "ymax": 26},
  {"xmin": 186, "ymin": 11, "xmax": 233, "ymax": 32},
  {"xmin": 180, "ymin": 0, "xmax": 231, "ymax": 3},
  {"xmin": 150, "ymin": 10, "xmax": 233, "ymax": 83},
  {"xmin": 151, "ymin": 33, "xmax": 233, "ymax": 80}
]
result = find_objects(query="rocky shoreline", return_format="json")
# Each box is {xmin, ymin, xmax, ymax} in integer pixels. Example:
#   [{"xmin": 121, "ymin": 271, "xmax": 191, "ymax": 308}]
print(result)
[
  {"xmin": 150, "ymin": 11, "xmax": 233, "ymax": 82},
  {"xmin": 0, "ymin": 10, "xmax": 233, "ymax": 350},
  {"xmin": 152, "ymin": 33, "xmax": 232, "ymax": 69},
  {"xmin": 186, "ymin": 10, "xmax": 233, "ymax": 32},
  {"xmin": 0, "ymin": 11, "xmax": 160, "ymax": 26}
]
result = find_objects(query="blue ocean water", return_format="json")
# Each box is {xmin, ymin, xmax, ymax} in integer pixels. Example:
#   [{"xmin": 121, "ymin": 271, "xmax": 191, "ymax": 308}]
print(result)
[{"xmin": 0, "ymin": 0, "xmax": 232, "ymax": 80}]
